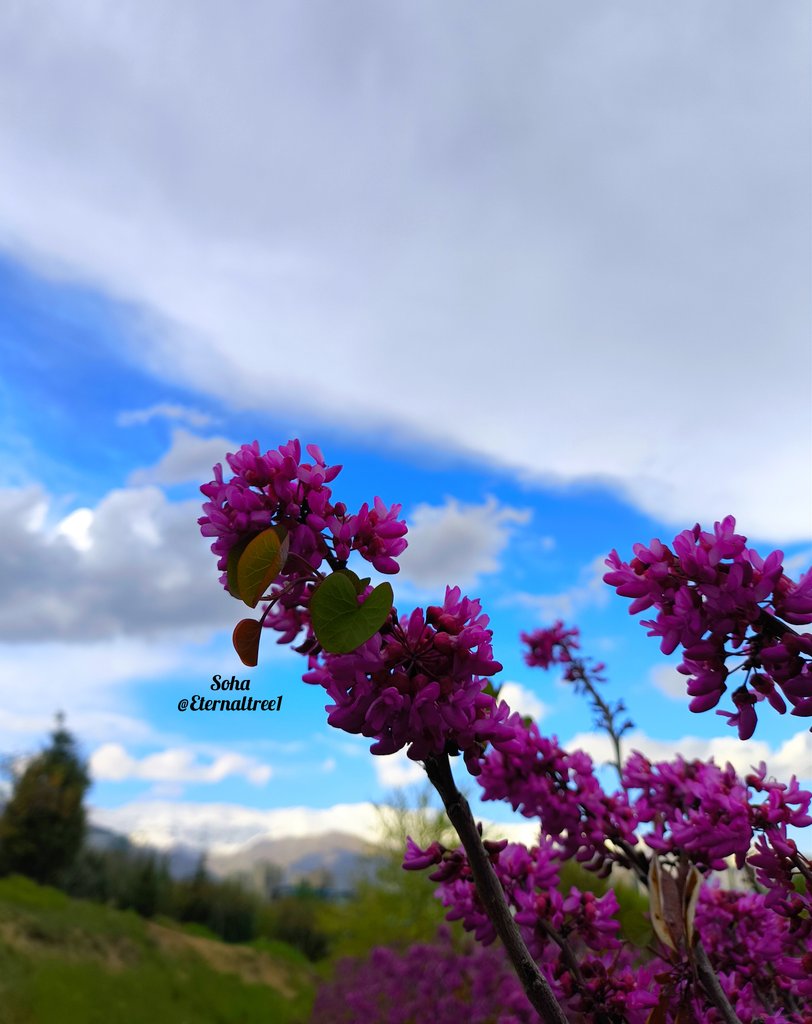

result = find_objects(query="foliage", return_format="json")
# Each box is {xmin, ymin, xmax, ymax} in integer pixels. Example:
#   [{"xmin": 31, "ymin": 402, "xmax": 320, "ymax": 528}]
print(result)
[
  {"xmin": 62, "ymin": 845, "xmax": 173, "ymax": 919},
  {"xmin": 0, "ymin": 717, "xmax": 89, "ymax": 886},
  {"xmin": 316, "ymin": 790, "xmax": 458, "ymax": 959},
  {"xmin": 258, "ymin": 890, "xmax": 330, "ymax": 962}
]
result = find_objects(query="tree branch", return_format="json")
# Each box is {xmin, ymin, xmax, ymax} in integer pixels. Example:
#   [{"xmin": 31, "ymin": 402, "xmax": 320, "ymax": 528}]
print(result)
[
  {"xmin": 694, "ymin": 939, "xmax": 744, "ymax": 1024},
  {"xmin": 424, "ymin": 752, "xmax": 569, "ymax": 1023}
]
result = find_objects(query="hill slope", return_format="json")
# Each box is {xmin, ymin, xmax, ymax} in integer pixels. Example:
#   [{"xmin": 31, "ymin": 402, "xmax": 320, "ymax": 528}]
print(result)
[{"xmin": 0, "ymin": 876, "xmax": 316, "ymax": 1024}]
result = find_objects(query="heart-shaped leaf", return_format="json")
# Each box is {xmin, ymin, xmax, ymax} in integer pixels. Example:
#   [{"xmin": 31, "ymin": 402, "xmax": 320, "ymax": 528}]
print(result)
[
  {"xmin": 310, "ymin": 572, "xmax": 393, "ymax": 654},
  {"xmin": 233, "ymin": 618, "xmax": 262, "ymax": 667},
  {"xmin": 334, "ymin": 568, "xmax": 372, "ymax": 595},
  {"xmin": 237, "ymin": 527, "xmax": 290, "ymax": 608}
]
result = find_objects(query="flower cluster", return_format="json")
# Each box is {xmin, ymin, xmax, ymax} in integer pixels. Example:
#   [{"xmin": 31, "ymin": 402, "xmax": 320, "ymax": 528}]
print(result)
[
  {"xmin": 309, "ymin": 928, "xmax": 537, "ymax": 1024},
  {"xmin": 695, "ymin": 885, "xmax": 811, "ymax": 1019},
  {"xmin": 199, "ymin": 440, "xmax": 407, "ymax": 644},
  {"xmin": 604, "ymin": 516, "xmax": 812, "ymax": 737},
  {"xmin": 200, "ymin": 446, "xmax": 812, "ymax": 1023},
  {"xmin": 303, "ymin": 586, "xmax": 517, "ymax": 773},
  {"xmin": 478, "ymin": 717, "xmax": 637, "ymax": 873},
  {"xmin": 407, "ymin": 721, "xmax": 812, "ymax": 1021},
  {"xmin": 405, "ymin": 836, "xmax": 661, "ymax": 1022},
  {"xmin": 622, "ymin": 752, "xmax": 752, "ymax": 870},
  {"xmin": 521, "ymin": 621, "xmax": 581, "ymax": 670}
]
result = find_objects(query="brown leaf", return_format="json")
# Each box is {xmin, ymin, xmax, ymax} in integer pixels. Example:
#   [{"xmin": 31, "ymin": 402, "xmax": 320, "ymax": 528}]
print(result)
[
  {"xmin": 649, "ymin": 856, "xmax": 684, "ymax": 951},
  {"xmin": 233, "ymin": 618, "xmax": 262, "ymax": 667},
  {"xmin": 645, "ymin": 987, "xmax": 672, "ymax": 1024},
  {"xmin": 683, "ymin": 864, "xmax": 703, "ymax": 947}
]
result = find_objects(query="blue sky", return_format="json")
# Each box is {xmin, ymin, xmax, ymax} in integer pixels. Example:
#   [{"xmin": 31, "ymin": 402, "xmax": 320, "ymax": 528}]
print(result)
[{"xmin": 0, "ymin": 2, "xmax": 810, "ymax": 852}]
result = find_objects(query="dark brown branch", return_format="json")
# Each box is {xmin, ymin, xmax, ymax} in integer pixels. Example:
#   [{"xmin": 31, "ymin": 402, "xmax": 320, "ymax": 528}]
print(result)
[
  {"xmin": 694, "ymin": 939, "xmax": 744, "ymax": 1024},
  {"xmin": 423, "ymin": 752, "xmax": 569, "ymax": 1023}
]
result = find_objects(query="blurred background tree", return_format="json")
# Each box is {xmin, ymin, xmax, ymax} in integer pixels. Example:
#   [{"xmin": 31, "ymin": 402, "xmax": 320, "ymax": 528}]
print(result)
[
  {"xmin": 316, "ymin": 787, "xmax": 458, "ymax": 958},
  {"xmin": 0, "ymin": 713, "xmax": 90, "ymax": 885}
]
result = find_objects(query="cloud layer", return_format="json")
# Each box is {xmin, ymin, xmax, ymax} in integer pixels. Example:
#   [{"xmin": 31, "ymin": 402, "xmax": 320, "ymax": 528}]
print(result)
[
  {"xmin": 397, "ymin": 496, "xmax": 531, "ymax": 591},
  {"xmin": 90, "ymin": 743, "xmax": 272, "ymax": 787},
  {"xmin": 91, "ymin": 797, "xmax": 540, "ymax": 853},
  {"xmin": 0, "ymin": 2, "xmax": 808, "ymax": 539},
  {"xmin": 569, "ymin": 727, "xmax": 812, "ymax": 784},
  {"xmin": 0, "ymin": 483, "xmax": 237, "ymax": 642}
]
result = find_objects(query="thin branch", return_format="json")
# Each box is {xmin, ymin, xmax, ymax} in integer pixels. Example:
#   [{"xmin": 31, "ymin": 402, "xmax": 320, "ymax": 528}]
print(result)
[
  {"xmin": 423, "ymin": 752, "xmax": 569, "ymax": 1024},
  {"xmin": 693, "ymin": 939, "xmax": 744, "ymax": 1024},
  {"xmin": 564, "ymin": 660, "xmax": 629, "ymax": 785}
]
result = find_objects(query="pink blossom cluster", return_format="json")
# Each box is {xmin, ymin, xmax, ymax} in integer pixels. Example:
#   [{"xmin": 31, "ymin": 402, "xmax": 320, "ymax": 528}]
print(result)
[
  {"xmin": 199, "ymin": 440, "xmax": 408, "ymax": 640},
  {"xmin": 201, "ymin": 447, "xmax": 812, "ymax": 1021},
  {"xmin": 622, "ymin": 752, "xmax": 753, "ymax": 870},
  {"xmin": 621, "ymin": 753, "xmax": 812, "ymax": 877},
  {"xmin": 406, "ymin": 739, "xmax": 812, "ymax": 1021},
  {"xmin": 478, "ymin": 716, "xmax": 637, "ymax": 873},
  {"xmin": 695, "ymin": 886, "xmax": 811, "ymax": 1019},
  {"xmin": 302, "ymin": 587, "xmax": 516, "ymax": 772},
  {"xmin": 309, "ymin": 928, "xmax": 537, "ymax": 1023},
  {"xmin": 405, "ymin": 836, "xmax": 660, "ymax": 1021},
  {"xmin": 604, "ymin": 516, "xmax": 812, "ymax": 738},
  {"xmin": 521, "ymin": 621, "xmax": 581, "ymax": 670}
]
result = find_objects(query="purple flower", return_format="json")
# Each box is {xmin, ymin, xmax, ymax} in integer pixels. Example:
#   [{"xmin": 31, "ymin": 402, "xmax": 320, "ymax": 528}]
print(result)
[
  {"xmin": 303, "ymin": 586, "xmax": 509, "ymax": 770},
  {"xmin": 521, "ymin": 622, "xmax": 580, "ymax": 669},
  {"xmin": 605, "ymin": 516, "xmax": 812, "ymax": 737}
]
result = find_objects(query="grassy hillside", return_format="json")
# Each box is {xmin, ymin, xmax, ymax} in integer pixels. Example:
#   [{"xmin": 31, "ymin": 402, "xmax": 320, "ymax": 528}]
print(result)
[{"xmin": 0, "ymin": 876, "xmax": 316, "ymax": 1024}]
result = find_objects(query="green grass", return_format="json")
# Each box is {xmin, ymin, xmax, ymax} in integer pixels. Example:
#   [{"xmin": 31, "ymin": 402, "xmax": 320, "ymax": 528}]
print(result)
[{"xmin": 0, "ymin": 876, "xmax": 316, "ymax": 1024}]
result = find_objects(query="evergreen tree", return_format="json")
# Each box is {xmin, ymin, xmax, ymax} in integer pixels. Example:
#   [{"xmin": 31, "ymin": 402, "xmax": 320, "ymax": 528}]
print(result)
[{"xmin": 0, "ymin": 714, "xmax": 90, "ymax": 885}]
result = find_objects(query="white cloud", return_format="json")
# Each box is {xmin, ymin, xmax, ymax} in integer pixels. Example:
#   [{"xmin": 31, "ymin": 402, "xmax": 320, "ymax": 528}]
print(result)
[
  {"xmin": 0, "ymin": 4, "xmax": 807, "ymax": 541},
  {"xmin": 498, "ymin": 681, "xmax": 548, "ymax": 722},
  {"xmin": 650, "ymin": 664, "xmax": 687, "ymax": 700},
  {"xmin": 508, "ymin": 554, "xmax": 610, "ymax": 621},
  {"xmin": 0, "ymin": 637, "xmax": 216, "ymax": 753},
  {"xmin": 117, "ymin": 403, "xmax": 214, "ymax": 429},
  {"xmin": 397, "ymin": 496, "xmax": 531, "ymax": 591},
  {"xmin": 0, "ymin": 483, "xmax": 239, "ymax": 641},
  {"xmin": 567, "ymin": 728, "xmax": 812, "ymax": 784},
  {"xmin": 373, "ymin": 748, "xmax": 426, "ymax": 789},
  {"xmin": 128, "ymin": 427, "xmax": 237, "ymax": 486},
  {"xmin": 770, "ymin": 731, "xmax": 812, "ymax": 781},
  {"xmin": 91, "ymin": 799, "xmax": 400, "ymax": 853},
  {"xmin": 55, "ymin": 507, "xmax": 94, "ymax": 551},
  {"xmin": 90, "ymin": 797, "xmax": 541, "ymax": 853},
  {"xmin": 90, "ymin": 743, "xmax": 272, "ymax": 786}
]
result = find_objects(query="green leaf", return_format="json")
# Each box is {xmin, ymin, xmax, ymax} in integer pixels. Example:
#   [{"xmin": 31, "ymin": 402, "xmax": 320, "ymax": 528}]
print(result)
[
  {"xmin": 335, "ymin": 568, "xmax": 371, "ymax": 595},
  {"xmin": 226, "ymin": 538, "xmax": 251, "ymax": 600},
  {"xmin": 233, "ymin": 619, "xmax": 262, "ymax": 667},
  {"xmin": 310, "ymin": 573, "xmax": 394, "ymax": 654},
  {"xmin": 236, "ymin": 527, "xmax": 290, "ymax": 608}
]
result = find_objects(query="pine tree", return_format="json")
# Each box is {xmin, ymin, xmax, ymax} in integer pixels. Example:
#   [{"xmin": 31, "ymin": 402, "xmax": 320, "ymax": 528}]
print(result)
[{"xmin": 0, "ymin": 714, "xmax": 90, "ymax": 885}]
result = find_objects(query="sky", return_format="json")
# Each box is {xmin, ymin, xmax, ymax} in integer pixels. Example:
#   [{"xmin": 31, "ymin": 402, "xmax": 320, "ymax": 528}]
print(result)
[{"xmin": 0, "ymin": 1, "xmax": 810, "ymax": 854}]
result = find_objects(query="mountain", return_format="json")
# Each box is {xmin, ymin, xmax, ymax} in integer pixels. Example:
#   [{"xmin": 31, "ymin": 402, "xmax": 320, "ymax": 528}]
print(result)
[
  {"xmin": 85, "ymin": 820, "xmax": 382, "ymax": 892},
  {"xmin": 207, "ymin": 830, "xmax": 381, "ymax": 893}
]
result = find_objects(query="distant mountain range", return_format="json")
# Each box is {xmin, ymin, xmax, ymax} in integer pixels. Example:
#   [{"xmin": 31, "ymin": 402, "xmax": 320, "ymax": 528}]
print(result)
[
  {"xmin": 208, "ymin": 830, "xmax": 380, "ymax": 893},
  {"xmin": 86, "ymin": 823, "xmax": 382, "ymax": 893}
]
